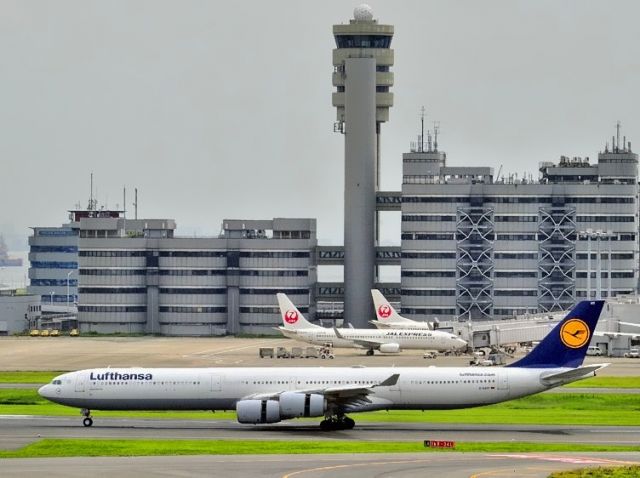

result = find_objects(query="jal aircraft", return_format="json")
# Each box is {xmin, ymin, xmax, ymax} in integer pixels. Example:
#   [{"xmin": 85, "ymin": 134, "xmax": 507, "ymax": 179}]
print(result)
[
  {"xmin": 38, "ymin": 300, "xmax": 606, "ymax": 431},
  {"xmin": 276, "ymin": 293, "xmax": 467, "ymax": 355},
  {"xmin": 370, "ymin": 289, "xmax": 435, "ymax": 330}
]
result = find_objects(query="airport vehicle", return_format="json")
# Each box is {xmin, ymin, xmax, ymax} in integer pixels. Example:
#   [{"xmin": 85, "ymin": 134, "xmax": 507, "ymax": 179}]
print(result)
[
  {"xmin": 38, "ymin": 301, "xmax": 606, "ymax": 431},
  {"xmin": 586, "ymin": 345, "xmax": 603, "ymax": 356},
  {"xmin": 370, "ymin": 289, "xmax": 435, "ymax": 330},
  {"xmin": 276, "ymin": 293, "xmax": 467, "ymax": 355},
  {"xmin": 624, "ymin": 348, "xmax": 639, "ymax": 358}
]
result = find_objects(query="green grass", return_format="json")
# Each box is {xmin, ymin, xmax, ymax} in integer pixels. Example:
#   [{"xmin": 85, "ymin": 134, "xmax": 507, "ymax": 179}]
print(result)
[
  {"xmin": 550, "ymin": 466, "xmax": 640, "ymax": 478},
  {"xmin": 0, "ymin": 372, "xmax": 62, "ymax": 383},
  {"xmin": 563, "ymin": 376, "xmax": 640, "ymax": 388},
  {"xmin": 0, "ymin": 439, "xmax": 639, "ymax": 459},
  {"xmin": 2, "ymin": 389, "xmax": 639, "ymax": 426}
]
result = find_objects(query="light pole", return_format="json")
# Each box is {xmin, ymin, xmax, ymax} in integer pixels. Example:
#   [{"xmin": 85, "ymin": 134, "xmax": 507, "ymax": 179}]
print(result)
[
  {"xmin": 49, "ymin": 291, "xmax": 54, "ymax": 304},
  {"xmin": 66, "ymin": 271, "xmax": 75, "ymax": 310}
]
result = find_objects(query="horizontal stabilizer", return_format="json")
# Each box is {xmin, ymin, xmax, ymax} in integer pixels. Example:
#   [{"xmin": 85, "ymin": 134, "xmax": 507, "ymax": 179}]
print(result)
[{"xmin": 540, "ymin": 363, "xmax": 609, "ymax": 386}]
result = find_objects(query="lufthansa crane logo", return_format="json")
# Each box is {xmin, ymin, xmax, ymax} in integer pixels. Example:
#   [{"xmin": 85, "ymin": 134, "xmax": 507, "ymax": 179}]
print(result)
[
  {"xmin": 378, "ymin": 305, "xmax": 392, "ymax": 319},
  {"xmin": 559, "ymin": 318, "xmax": 590, "ymax": 349},
  {"xmin": 284, "ymin": 310, "xmax": 299, "ymax": 324}
]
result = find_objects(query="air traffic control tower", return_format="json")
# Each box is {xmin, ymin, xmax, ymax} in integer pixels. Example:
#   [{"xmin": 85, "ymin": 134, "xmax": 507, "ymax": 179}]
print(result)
[{"xmin": 332, "ymin": 5, "xmax": 394, "ymax": 327}]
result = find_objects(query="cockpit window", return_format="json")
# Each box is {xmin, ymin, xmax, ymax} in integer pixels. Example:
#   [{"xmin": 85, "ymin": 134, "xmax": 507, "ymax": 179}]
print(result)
[{"xmin": 52, "ymin": 379, "xmax": 62, "ymax": 385}]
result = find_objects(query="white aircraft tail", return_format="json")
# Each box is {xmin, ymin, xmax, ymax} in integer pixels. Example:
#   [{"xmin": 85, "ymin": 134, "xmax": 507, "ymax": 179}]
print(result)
[
  {"xmin": 371, "ymin": 289, "xmax": 419, "ymax": 325},
  {"xmin": 276, "ymin": 293, "xmax": 320, "ymax": 330}
]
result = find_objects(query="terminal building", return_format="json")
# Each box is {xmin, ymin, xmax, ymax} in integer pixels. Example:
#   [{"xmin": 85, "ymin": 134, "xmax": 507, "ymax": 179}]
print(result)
[
  {"xmin": 398, "ymin": 130, "xmax": 639, "ymax": 321},
  {"xmin": 76, "ymin": 217, "xmax": 316, "ymax": 335}
]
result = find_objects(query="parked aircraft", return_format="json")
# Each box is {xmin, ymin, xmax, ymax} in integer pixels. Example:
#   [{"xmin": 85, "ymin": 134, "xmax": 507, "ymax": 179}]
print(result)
[
  {"xmin": 38, "ymin": 300, "xmax": 606, "ymax": 430},
  {"xmin": 370, "ymin": 289, "xmax": 435, "ymax": 330},
  {"xmin": 276, "ymin": 293, "xmax": 466, "ymax": 355}
]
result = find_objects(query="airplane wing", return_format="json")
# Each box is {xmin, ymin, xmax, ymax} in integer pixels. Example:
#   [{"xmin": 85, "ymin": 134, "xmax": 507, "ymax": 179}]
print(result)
[
  {"xmin": 244, "ymin": 373, "xmax": 400, "ymax": 405},
  {"xmin": 540, "ymin": 363, "xmax": 609, "ymax": 386}
]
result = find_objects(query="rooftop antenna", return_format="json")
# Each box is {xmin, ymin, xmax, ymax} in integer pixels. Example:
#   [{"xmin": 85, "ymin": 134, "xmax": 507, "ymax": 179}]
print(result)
[
  {"xmin": 90, "ymin": 172, "xmax": 94, "ymax": 210},
  {"xmin": 433, "ymin": 121, "xmax": 440, "ymax": 152},
  {"xmin": 134, "ymin": 188, "xmax": 138, "ymax": 220},
  {"xmin": 427, "ymin": 130, "xmax": 432, "ymax": 152},
  {"xmin": 616, "ymin": 121, "xmax": 621, "ymax": 152},
  {"xmin": 419, "ymin": 106, "xmax": 426, "ymax": 153}
]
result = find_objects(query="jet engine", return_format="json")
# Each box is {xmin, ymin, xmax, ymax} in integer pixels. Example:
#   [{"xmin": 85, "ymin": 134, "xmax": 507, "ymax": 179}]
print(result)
[
  {"xmin": 279, "ymin": 392, "xmax": 326, "ymax": 418},
  {"xmin": 236, "ymin": 399, "xmax": 280, "ymax": 424},
  {"xmin": 379, "ymin": 343, "xmax": 401, "ymax": 354},
  {"xmin": 236, "ymin": 393, "xmax": 327, "ymax": 424}
]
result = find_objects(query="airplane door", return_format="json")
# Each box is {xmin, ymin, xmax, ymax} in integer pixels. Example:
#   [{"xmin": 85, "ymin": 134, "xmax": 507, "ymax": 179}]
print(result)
[
  {"xmin": 75, "ymin": 373, "xmax": 86, "ymax": 392},
  {"xmin": 209, "ymin": 375, "xmax": 222, "ymax": 392},
  {"xmin": 497, "ymin": 371, "xmax": 508, "ymax": 391}
]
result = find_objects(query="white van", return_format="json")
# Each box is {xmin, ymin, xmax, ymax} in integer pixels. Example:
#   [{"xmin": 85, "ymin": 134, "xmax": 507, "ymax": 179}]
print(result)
[{"xmin": 586, "ymin": 346, "xmax": 602, "ymax": 356}]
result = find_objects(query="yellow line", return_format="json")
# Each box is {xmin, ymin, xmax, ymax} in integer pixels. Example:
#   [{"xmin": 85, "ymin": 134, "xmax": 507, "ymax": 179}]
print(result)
[{"xmin": 281, "ymin": 458, "xmax": 451, "ymax": 478}]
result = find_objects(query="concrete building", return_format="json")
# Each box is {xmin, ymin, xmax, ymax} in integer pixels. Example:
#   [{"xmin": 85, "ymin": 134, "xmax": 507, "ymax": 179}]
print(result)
[
  {"xmin": 332, "ymin": 5, "xmax": 394, "ymax": 327},
  {"xmin": 0, "ymin": 288, "xmax": 41, "ymax": 335},
  {"xmin": 28, "ymin": 207, "xmax": 122, "ymax": 310},
  {"xmin": 399, "ymin": 129, "xmax": 639, "ymax": 321},
  {"xmin": 77, "ymin": 218, "xmax": 316, "ymax": 335}
]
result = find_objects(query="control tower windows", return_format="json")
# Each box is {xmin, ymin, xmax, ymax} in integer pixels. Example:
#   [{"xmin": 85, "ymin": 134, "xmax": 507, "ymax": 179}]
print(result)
[{"xmin": 335, "ymin": 35, "xmax": 392, "ymax": 49}]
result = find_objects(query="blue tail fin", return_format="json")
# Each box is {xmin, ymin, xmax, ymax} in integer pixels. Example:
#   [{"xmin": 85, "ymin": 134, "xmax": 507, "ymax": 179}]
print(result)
[{"xmin": 506, "ymin": 300, "xmax": 604, "ymax": 369}]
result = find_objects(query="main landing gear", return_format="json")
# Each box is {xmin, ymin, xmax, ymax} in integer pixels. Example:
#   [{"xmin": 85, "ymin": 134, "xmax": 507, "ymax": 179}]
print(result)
[
  {"xmin": 81, "ymin": 408, "xmax": 93, "ymax": 427},
  {"xmin": 366, "ymin": 349, "xmax": 375, "ymax": 356},
  {"xmin": 319, "ymin": 415, "xmax": 355, "ymax": 431}
]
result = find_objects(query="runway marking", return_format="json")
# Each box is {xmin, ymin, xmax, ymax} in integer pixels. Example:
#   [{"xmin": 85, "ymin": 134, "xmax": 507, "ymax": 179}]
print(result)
[
  {"xmin": 488, "ymin": 454, "xmax": 640, "ymax": 465},
  {"xmin": 470, "ymin": 466, "xmax": 559, "ymax": 477},
  {"xmin": 281, "ymin": 458, "xmax": 458, "ymax": 478}
]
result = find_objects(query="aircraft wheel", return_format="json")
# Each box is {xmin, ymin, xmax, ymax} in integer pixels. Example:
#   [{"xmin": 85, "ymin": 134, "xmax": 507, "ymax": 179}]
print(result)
[
  {"xmin": 343, "ymin": 417, "xmax": 355, "ymax": 429},
  {"xmin": 366, "ymin": 349, "xmax": 374, "ymax": 356},
  {"xmin": 82, "ymin": 417, "xmax": 93, "ymax": 427},
  {"xmin": 320, "ymin": 419, "xmax": 333, "ymax": 431}
]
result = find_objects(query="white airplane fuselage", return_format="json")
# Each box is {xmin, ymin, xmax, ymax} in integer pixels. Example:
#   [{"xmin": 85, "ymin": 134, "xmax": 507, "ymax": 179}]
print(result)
[
  {"xmin": 39, "ymin": 366, "xmax": 558, "ymax": 412},
  {"xmin": 279, "ymin": 327, "xmax": 466, "ymax": 352}
]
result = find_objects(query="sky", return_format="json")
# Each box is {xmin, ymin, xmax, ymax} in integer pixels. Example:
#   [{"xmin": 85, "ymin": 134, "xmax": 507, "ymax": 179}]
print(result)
[{"xmin": 2, "ymin": 0, "xmax": 639, "ymax": 250}]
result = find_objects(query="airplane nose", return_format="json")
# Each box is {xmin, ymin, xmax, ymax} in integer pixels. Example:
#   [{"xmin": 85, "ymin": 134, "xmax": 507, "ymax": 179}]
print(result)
[{"xmin": 38, "ymin": 384, "xmax": 51, "ymax": 398}]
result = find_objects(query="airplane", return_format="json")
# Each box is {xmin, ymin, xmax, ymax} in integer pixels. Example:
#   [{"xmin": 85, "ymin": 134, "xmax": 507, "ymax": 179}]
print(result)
[
  {"xmin": 370, "ymin": 289, "xmax": 435, "ymax": 330},
  {"xmin": 38, "ymin": 300, "xmax": 606, "ymax": 431},
  {"xmin": 276, "ymin": 293, "xmax": 467, "ymax": 355}
]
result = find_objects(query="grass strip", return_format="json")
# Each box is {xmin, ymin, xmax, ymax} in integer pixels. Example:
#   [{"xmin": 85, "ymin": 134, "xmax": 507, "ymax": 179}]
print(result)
[
  {"xmin": 549, "ymin": 466, "xmax": 640, "ymax": 478},
  {"xmin": 563, "ymin": 376, "xmax": 640, "ymax": 389},
  {"xmin": 1, "ymin": 439, "xmax": 639, "ymax": 458},
  {"xmin": 0, "ymin": 372, "xmax": 62, "ymax": 384},
  {"xmin": 1, "ymin": 390, "xmax": 639, "ymax": 426}
]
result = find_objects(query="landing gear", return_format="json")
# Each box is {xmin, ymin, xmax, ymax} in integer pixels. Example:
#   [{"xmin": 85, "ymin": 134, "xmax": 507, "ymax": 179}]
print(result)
[
  {"xmin": 366, "ymin": 349, "xmax": 375, "ymax": 356},
  {"xmin": 81, "ymin": 408, "xmax": 93, "ymax": 427},
  {"xmin": 319, "ymin": 415, "xmax": 355, "ymax": 431}
]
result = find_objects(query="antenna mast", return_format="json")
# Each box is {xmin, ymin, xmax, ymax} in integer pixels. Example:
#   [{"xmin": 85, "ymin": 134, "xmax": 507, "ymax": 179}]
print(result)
[
  {"xmin": 420, "ymin": 106, "xmax": 426, "ymax": 153},
  {"xmin": 433, "ymin": 121, "xmax": 440, "ymax": 152}
]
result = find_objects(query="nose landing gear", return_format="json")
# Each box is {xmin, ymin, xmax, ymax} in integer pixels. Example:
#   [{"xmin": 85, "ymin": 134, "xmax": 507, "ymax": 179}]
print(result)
[{"xmin": 81, "ymin": 408, "xmax": 93, "ymax": 427}]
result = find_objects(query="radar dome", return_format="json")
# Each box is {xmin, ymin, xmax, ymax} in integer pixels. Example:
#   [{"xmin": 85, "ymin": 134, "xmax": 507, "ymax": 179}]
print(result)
[{"xmin": 353, "ymin": 4, "xmax": 374, "ymax": 22}]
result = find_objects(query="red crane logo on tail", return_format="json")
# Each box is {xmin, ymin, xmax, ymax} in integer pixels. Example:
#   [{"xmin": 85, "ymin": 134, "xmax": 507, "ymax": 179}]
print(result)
[
  {"xmin": 284, "ymin": 310, "xmax": 299, "ymax": 324},
  {"xmin": 378, "ymin": 305, "xmax": 392, "ymax": 319}
]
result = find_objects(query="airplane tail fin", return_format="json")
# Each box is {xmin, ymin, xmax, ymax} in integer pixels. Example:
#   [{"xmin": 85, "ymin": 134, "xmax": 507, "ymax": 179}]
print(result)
[
  {"xmin": 371, "ymin": 289, "xmax": 414, "ymax": 324},
  {"xmin": 276, "ymin": 293, "xmax": 319, "ymax": 330},
  {"xmin": 507, "ymin": 300, "xmax": 605, "ymax": 369}
]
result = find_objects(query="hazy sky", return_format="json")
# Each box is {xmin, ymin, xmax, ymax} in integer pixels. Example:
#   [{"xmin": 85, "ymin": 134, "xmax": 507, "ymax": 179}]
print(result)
[{"xmin": 2, "ymin": 0, "xmax": 639, "ymax": 249}]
